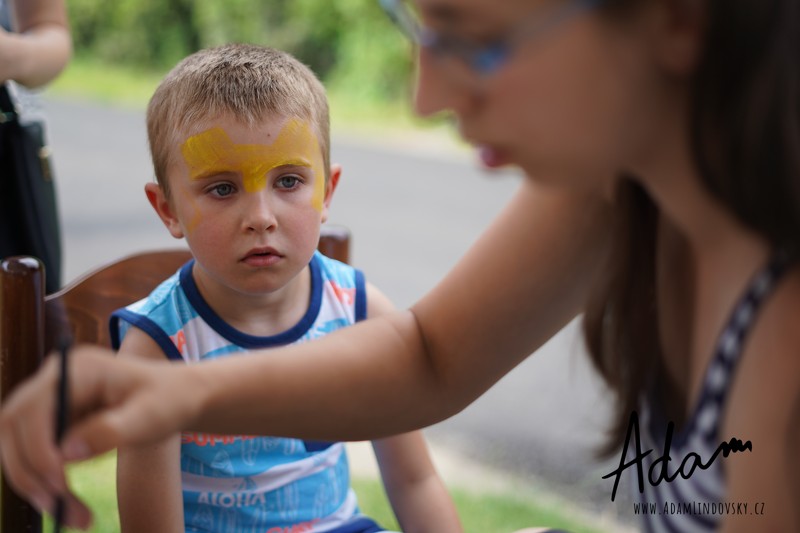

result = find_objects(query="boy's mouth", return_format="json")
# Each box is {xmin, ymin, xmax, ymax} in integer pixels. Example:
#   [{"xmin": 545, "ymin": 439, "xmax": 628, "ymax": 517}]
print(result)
[{"xmin": 241, "ymin": 247, "xmax": 282, "ymax": 266}]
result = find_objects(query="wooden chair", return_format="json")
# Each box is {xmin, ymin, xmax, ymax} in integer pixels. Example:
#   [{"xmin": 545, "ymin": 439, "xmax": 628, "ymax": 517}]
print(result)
[{"xmin": 0, "ymin": 225, "xmax": 350, "ymax": 532}]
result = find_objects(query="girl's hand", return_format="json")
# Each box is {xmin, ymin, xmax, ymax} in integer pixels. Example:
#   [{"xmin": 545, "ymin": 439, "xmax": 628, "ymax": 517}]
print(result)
[{"xmin": 0, "ymin": 345, "xmax": 203, "ymax": 529}]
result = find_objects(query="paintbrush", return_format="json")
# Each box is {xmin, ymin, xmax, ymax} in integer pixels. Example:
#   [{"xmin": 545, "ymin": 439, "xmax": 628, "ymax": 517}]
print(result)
[{"xmin": 53, "ymin": 337, "xmax": 70, "ymax": 533}]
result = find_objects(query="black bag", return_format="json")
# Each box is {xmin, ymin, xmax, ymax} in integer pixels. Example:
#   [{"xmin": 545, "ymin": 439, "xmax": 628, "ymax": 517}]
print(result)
[{"xmin": 0, "ymin": 83, "xmax": 63, "ymax": 293}]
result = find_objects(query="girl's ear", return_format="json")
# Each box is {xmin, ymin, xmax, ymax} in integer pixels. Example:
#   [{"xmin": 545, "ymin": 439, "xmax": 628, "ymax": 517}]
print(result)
[
  {"xmin": 321, "ymin": 164, "xmax": 342, "ymax": 224},
  {"xmin": 145, "ymin": 182, "xmax": 184, "ymax": 239},
  {"xmin": 650, "ymin": 0, "xmax": 707, "ymax": 76}
]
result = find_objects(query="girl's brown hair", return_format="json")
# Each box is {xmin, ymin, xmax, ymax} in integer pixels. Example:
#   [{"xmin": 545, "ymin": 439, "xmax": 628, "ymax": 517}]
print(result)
[{"xmin": 584, "ymin": 0, "xmax": 800, "ymax": 454}]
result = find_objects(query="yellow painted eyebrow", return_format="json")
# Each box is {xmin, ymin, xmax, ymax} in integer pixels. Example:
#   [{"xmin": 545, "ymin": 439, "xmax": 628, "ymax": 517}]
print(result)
[{"xmin": 180, "ymin": 118, "xmax": 325, "ymax": 211}]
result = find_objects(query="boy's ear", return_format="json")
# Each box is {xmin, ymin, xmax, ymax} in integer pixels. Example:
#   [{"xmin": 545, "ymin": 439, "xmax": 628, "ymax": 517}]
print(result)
[
  {"xmin": 321, "ymin": 164, "xmax": 342, "ymax": 224},
  {"xmin": 145, "ymin": 182, "xmax": 184, "ymax": 239}
]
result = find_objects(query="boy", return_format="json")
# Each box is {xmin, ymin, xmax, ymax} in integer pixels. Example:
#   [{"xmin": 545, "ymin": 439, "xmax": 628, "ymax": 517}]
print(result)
[{"xmin": 111, "ymin": 44, "xmax": 462, "ymax": 533}]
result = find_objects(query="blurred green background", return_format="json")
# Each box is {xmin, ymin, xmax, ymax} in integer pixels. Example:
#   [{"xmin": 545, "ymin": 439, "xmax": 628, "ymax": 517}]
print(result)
[{"xmin": 66, "ymin": 0, "xmax": 413, "ymax": 108}]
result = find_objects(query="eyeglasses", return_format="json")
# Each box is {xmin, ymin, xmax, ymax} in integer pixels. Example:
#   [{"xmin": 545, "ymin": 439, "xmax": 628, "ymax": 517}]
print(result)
[{"xmin": 379, "ymin": 0, "xmax": 604, "ymax": 77}]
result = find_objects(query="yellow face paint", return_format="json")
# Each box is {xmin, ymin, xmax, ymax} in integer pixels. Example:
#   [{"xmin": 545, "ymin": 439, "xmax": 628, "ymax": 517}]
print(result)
[{"xmin": 180, "ymin": 118, "xmax": 326, "ymax": 212}]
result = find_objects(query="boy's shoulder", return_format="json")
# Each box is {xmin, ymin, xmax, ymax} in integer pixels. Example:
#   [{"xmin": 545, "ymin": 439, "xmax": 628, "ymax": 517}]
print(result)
[
  {"xmin": 110, "ymin": 259, "xmax": 193, "ymax": 353},
  {"xmin": 314, "ymin": 250, "xmax": 363, "ymax": 289},
  {"xmin": 125, "ymin": 260, "xmax": 190, "ymax": 317},
  {"xmin": 313, "ymin": 251, "xmax": 367, "ymax": 322}
]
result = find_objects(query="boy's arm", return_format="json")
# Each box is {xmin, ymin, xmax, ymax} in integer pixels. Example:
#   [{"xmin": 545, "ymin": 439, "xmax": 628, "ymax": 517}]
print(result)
[
  {"xmin": 365, "ymin": 283, "xmax": 462, "ymax": 533},
  {"xmin": 372, "ymin": 434, "xmax": 462, "ymax": 533},
  {"xmin": 115, "ymin": 327, "xmax": 184, "ymax": 533}
]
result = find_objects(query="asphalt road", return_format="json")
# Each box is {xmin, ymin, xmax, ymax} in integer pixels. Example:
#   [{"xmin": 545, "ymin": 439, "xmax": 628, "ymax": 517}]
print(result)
[{"xmin": 43, "ymin": 96, "xmax": 630, "ymax": 524}]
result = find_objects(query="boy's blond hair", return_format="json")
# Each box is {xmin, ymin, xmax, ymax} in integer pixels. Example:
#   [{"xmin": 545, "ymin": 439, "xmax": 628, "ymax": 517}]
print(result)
[{"xmin": 147, "ymin": 43, "xmax": 330, "ymax": 197}]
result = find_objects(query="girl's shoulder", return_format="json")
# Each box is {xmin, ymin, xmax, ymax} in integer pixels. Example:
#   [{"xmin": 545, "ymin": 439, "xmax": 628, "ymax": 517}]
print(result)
[
  {"xmin": 745, "ymin": 263, "xmax": 800, "ymax": 366},
  {"xmin": 719, "ymin": 263, "xmax": 800, "ymax": 530},
  {"xmin": 729, "ymin": 262, "xmax": 800, "ymax": 407}
]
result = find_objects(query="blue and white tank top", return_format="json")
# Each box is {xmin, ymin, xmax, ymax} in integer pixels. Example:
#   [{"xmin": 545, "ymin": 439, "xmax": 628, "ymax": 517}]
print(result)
[
  {"xmin": 633, "ymin": 251, "xmax": 792, "ymax": 533},
  {"xmin": 111, "ymin": 251, "xmax": 384, "ymax": 533}
]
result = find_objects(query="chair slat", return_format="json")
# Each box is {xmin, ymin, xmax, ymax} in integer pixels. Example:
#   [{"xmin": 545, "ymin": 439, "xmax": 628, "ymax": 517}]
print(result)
[{"xmin": 0, "ymin": 257, "xmax": 46, "ymax": 533}]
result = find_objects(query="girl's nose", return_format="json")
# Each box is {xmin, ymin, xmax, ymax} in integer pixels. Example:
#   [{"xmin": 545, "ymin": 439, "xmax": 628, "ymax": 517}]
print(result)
[{"xmin": 413, "ymin": 48, "xmax": 476, "ymax": 118}]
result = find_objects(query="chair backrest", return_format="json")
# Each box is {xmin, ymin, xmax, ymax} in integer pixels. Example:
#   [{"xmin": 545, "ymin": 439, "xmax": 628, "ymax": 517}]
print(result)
[{"xmin": 0, "ymin": 225, "xmax": 350, "ymax": 532}]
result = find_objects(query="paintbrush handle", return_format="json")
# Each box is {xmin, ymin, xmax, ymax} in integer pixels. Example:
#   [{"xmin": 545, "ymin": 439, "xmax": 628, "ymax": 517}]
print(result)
[{"xmin": 53, "ymin": 339, "xmax": 70, "ymax": 533}]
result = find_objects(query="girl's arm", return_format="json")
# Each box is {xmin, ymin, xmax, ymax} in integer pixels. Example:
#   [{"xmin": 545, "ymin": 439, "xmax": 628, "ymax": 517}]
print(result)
[
  {"xmin": 194, "ymin": 180, "xmax": 611, "ymax": 439},
  {"xmin": 0, "ymin": 180, "xmax": 611, "ymax": 526},
  {"xmin": 364, "ymin": 282, "xmax": 462, "ymax": 532},
  {"xmin": 115, "ymin": 328, "xmax": 184, "ymax": 533},
  {"xmin": 0, "ymin": 0, "xmax": 71, "ymax": 87}
]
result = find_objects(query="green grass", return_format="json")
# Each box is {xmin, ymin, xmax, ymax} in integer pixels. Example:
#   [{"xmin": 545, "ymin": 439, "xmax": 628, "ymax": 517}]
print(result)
[
  {"xmin": 46, "ymin": 452, "xmax": 607, "ymax": 533},
  {"xmin": 48, "ymin": 54, "xmax": 407, "ymax": 122},
  {"xmin": 352, "ymin": 477, "xmax": 609, "ymax": 533},
  {"xmin": 47, "ymin": 56, "xmax": 164, "ymax": 109},
  {"xmin": 43, "ymin": 452, "xmax": 120, "ymax": 533}
]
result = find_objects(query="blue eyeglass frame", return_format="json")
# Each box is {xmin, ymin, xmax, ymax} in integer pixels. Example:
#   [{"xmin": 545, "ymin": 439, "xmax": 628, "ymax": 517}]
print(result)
[{"xmin": 379, "ymin": 0, "xmax": 604, "ymax": 76}]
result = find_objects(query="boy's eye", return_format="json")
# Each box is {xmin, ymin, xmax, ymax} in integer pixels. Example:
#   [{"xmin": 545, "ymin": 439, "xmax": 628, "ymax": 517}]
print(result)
[
  {"xmin": 209, "ymin": 183, "xmax": 235, "ymax": 197},
  {"xmin": 276, "ymin": 175, "xmax": 301, "ymax": 189}
]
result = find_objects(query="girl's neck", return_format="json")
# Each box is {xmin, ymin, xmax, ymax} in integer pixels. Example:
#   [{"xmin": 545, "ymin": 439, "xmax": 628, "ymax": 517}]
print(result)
[
  {"xmin": 625, "ymin": 87, "xmax": 773, "ymax": 418},
  {"xmin": 636, "ymin": 120, "xmax": 768, "ymax": 275},
  {"xmin": 644, "ymin": 150, "xmax": 769, "ymax": 422}
]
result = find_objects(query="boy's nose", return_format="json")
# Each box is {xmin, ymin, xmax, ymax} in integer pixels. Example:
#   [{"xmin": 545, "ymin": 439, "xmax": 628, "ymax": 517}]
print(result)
[{"xmin": 243, "ymin": 191, "xmax": 277, "ymax": 233}]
